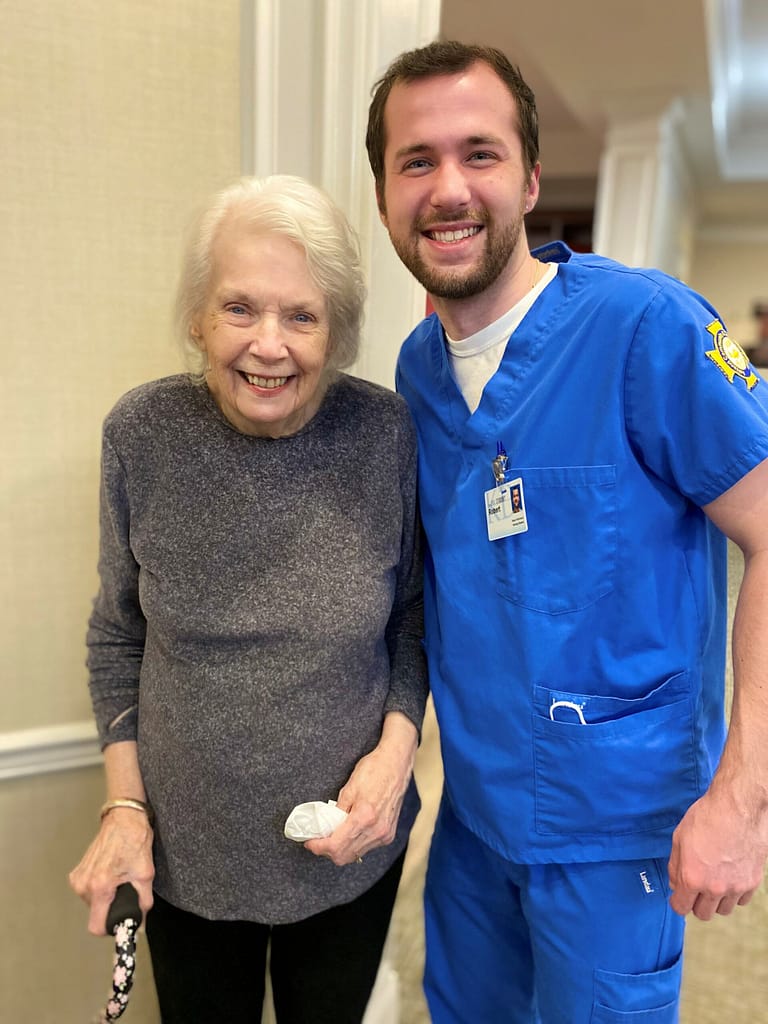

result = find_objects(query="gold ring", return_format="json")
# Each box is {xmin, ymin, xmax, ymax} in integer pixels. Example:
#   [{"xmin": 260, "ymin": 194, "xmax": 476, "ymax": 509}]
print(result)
[{"xmin": 356, "ymin": 856, "xmax": 363, "ymax": 864}]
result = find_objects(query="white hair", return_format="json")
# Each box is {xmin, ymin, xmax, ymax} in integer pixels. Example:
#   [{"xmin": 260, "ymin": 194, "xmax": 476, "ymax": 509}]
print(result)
[{"xmin": 175, "ymin": 175, "xmax": 366, "ymax": 377}]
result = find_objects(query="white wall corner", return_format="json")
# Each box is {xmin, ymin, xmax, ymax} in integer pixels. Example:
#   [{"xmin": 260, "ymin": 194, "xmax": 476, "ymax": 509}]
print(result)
[
  {"xmin": 649, "ymin": 101, "xmax": 697, "ymax": 279},
  {"xmin": 594, "ymin": 143, "xmax": 657, "ymax": 267},
  {"xmin": 241, "ymin": 0, "xmax": 441, "ymax": 388},
  {"xmin": 594, "ymin": 101, "xmax": 696, "ymax": 275},
  {"xmin": 241, "ymin": 0, "xmax": 279, "ymax": 176},
  {"xmin": 351, "ymin": 0, "xmax": 442, "ymax": 386}
]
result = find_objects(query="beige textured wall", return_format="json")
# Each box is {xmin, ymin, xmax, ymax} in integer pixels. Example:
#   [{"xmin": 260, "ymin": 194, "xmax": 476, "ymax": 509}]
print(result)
[
  {"xmin": 1, "ymin": 1, "xmax": 240, "ymax": 1018},
  {"xmin": 688, "ymin": 237, "xmax": 768, "ymax": 349},
  {"xmin": 1, "ymin": 0, "xmax": 241, "ymax": 733}
]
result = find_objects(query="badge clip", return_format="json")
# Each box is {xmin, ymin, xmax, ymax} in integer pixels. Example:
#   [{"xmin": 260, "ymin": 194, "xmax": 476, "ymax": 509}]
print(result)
[{"xmin": 485, "ymin": 442, "xmax": 528, "ymax": 541}]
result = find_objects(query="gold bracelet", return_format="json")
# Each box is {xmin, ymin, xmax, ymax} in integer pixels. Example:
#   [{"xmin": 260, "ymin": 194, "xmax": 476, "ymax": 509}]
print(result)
[{"xmin": 100, "ymin": 798, "xmax": 154, "ymax": 827}]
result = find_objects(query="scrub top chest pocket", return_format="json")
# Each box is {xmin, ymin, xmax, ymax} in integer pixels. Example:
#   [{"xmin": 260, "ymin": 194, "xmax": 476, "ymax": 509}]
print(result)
[{"xmin": 494, "ymin": 465, "xmax": 617, "ymax": 615}]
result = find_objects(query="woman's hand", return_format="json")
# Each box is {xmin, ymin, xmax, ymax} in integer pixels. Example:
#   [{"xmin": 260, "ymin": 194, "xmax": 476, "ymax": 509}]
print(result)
[
  {"xmin": 69, "ymin": 807, "xmax": 155, "ymax": 935},
  {"xmin": 305, "ymin": 711, "xmax": 418, "ymax": 866},
  {"xmin": 70, "ymin": 741, "xmax": 155, "ymax": 934}
]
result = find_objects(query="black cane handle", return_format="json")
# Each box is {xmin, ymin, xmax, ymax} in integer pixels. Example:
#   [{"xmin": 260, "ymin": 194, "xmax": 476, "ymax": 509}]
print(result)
[{"xmin": 106, "ymin": 882, "xmax": 143, "ymax": 933}]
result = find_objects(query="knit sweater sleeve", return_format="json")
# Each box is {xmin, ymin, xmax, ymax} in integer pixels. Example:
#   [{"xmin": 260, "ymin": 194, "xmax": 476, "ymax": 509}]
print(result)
[
  {"xmin": 86, "ymin": 429, "xmax": 146, "ymax": 748},
  {"xmin": 382, "ymin": 406, "xmax": 429, "ymax": 734}
]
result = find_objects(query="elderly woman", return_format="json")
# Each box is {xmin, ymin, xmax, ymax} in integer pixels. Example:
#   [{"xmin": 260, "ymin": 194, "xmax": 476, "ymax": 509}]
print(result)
[{"xmin": 69, "ymin": 175, "xmax": 428, "ymax": 1023}]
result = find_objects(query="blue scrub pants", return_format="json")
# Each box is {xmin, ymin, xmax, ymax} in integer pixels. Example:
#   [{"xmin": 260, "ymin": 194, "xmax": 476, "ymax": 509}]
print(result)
[{"xmin": 424, "ymin": 798, "xmax": 685, "ymax": 1023}]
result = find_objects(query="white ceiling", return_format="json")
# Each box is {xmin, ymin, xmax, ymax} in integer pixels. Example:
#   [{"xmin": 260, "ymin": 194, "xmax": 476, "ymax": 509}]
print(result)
[{"xmin": 441, "ymin": 0, "xmax": 768, "ymax": 227}]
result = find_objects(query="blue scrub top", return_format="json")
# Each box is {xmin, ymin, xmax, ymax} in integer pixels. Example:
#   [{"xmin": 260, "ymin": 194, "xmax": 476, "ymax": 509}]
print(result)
[{"xmin": 397, "ymin": 243, "xmax": 768, "ymax": 863}]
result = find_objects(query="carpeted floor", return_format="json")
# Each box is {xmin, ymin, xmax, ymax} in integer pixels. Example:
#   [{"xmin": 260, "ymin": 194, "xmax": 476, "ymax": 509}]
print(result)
[
  {"xmin": 389, "ymin": 698, "xmax": 441, "ymax": 1024},
  {"xmin": 388, "ymin": 542, "xmax": 768, "ymax": 1023}
]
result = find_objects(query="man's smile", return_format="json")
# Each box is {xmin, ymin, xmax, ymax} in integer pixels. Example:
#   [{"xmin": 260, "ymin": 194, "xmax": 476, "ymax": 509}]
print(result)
[{"xmin": 425, "ymin": 225, "xmax": 483, "ymax": 243}]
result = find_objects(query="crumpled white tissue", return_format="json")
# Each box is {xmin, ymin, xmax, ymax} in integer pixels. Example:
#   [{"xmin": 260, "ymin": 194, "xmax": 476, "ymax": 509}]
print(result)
[{"xmin": 284, "ymin": 799, "xmax": 348, "ymax": 841}]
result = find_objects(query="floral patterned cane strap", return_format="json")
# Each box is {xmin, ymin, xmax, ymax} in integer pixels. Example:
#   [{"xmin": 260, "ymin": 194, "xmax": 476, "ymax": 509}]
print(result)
[
  {"xmin": 93, "ymin": 883, "xmax": 143, "ymax": 1023},
  {"xmin": 98, "ymin": 917, "xmax": 139, "ymax": 1022}
]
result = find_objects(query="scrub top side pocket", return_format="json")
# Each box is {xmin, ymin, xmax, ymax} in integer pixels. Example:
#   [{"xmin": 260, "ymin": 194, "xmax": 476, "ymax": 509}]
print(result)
[{"xmin": 532, "ymin": 672, "xmax": 700, "ymax": 836}]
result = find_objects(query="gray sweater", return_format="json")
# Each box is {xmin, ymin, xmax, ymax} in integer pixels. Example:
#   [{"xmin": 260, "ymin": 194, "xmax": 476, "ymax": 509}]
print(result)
[{"xmin": 87, "ymin": 373, "xmax": 428, "ymax": 923}]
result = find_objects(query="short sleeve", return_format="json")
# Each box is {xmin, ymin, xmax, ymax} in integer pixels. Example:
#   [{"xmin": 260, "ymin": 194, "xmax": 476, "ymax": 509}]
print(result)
[{"xmin": 624, "ymin": 285, "xmax": 768, "ymax": 506}]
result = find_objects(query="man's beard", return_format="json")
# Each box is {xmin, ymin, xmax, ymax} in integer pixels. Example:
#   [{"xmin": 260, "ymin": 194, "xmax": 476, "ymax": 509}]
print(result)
[{"xmin": 389, "ymin": 213, "xmax": 523, "ymax": 300}]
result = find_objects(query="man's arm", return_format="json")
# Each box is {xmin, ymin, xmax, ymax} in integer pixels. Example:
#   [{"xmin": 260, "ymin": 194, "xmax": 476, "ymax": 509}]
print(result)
[{"xmin": 668, "ymin": 457, "xmax": 768, "ymax": 919}]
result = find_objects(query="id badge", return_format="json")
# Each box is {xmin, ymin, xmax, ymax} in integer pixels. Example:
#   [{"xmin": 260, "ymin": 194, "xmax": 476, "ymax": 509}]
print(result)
[{"xmin": 485, "ymin": 476, "xmax": 528, "ymax": 541}]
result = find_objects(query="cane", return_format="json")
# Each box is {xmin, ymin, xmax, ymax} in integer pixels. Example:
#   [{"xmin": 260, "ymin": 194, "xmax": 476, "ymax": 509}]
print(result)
[{"xmin": 93, "ymin": 883, "xmax": 143, "ymax": 1023}]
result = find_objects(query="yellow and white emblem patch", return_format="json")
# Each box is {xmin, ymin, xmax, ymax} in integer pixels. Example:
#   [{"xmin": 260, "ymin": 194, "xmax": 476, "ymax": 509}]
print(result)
[{"xmin": 704, "ymin": 319, "xmax": 758, "ymax": 390}]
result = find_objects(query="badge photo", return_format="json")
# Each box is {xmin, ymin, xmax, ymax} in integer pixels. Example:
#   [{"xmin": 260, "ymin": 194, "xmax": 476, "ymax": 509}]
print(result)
[{"xmin": 485, "ymin": 476, "xmax": 528, "ymax": 541}]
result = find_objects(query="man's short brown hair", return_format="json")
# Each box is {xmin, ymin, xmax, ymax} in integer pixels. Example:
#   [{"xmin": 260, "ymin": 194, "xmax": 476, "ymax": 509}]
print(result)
[{"xmin": 365, "ymin": 40, "xmax": 539, "ymax": 203}]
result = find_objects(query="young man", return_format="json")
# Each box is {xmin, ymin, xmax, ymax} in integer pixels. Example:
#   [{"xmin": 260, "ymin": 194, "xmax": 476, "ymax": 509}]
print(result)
[{"xmin": 366, "ymin": 40, "xmax": 768, "ymax": 1023}]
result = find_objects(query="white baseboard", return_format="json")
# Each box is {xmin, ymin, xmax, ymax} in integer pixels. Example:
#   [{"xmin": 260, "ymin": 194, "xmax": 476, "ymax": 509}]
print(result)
[{"xmin": 0, "ymin": 721, "xmax": 101, "ymax": 780}]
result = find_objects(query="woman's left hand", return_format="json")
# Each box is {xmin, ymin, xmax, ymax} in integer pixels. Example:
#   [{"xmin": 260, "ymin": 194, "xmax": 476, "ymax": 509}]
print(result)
[{"xmin": 305, "ymin": 711, "xmax": 418, "ymax": 866}]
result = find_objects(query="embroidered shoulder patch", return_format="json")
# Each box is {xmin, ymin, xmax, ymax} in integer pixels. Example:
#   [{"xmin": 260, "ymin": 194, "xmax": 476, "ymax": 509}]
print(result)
[{"xmin": 704, "ymin": 319, "xmax": 759, "ymax": 390}]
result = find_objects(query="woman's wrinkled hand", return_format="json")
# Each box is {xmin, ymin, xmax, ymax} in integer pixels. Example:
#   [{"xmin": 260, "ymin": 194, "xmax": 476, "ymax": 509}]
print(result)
[
  {"xmin": 69, "ymin": 808, "xmax": 155, "ymax": 935},
  {"xmin": 305, "ymin": 711, "xmax": 418, "ymax": 866}
]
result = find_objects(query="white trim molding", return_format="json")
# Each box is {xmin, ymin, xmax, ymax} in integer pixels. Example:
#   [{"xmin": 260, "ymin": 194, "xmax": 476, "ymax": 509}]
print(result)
[
  {"xmin": 706, "ymin": 0, "xmax": 768, "ymax": 181},
  {"xmin": 0, "ymin": 721, "xmax": 101, "ymax": 781}
]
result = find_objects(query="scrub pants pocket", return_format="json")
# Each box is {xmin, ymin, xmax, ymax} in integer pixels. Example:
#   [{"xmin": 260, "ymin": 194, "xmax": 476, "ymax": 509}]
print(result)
[{"xmin": 591, "ymin": 954, "xmax": 682, "ymax": 1023}]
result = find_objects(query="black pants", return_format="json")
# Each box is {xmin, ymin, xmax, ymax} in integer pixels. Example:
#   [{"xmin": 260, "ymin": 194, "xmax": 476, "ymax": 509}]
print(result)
[{"xmin": 145, "ymin": 851, "xmax": 405, "ymax": 1023}]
